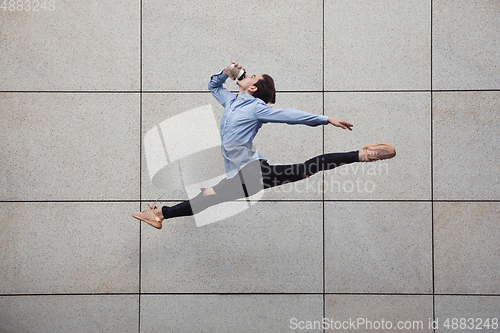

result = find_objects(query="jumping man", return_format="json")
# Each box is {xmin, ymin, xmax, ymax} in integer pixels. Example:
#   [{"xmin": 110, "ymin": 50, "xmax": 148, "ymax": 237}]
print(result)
[{"xmin": 133, "ymin": 63, "xmax": 396, "ymax": 228}]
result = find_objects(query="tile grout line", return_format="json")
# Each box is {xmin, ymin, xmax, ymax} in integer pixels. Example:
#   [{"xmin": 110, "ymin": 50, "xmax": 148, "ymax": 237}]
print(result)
[
  {"xmin": 3, "ymin": 199, "xmax": 498, "ymax": 203},
  {"xmin": 139, "ymin": 0, "xmax": 143, "ymax": 331},
  {"xmin": 4, "ymin": 9, "xmax": 495, "ymax": 330},
  {"xmin": 0, "ymin": 7, "xmax": 497, "ymax": 333},
  {"xmin": 431, "ymin": 1, "xmax": 436, "ymax": 332},
  {"xmin": 2, "ymin": 292, "xmax": 499, "ymax": 297},
  {"xmin": 99, "ymin": 89, "xmax": 479, "ymax": 92},
  {"xmin": 322, "ymin": 0, "xmax": 326, "ymax": 327},
  {"xmin": 18, "ymin": 199, "xmax": 500, "ymax": 202},
  {"xmin": 2, "ymin": 89, "xmax": 499, "ymax": 93}
]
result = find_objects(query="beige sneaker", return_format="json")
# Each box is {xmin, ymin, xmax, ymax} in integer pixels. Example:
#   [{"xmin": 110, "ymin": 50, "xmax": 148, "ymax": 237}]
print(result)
[
  {"xmin": 132, "ymin": 196, "xmax": 164, "ymax": 229},
  {"xmin": 361, "ymin": 143, "xmax": 396, "ymax": 162}
]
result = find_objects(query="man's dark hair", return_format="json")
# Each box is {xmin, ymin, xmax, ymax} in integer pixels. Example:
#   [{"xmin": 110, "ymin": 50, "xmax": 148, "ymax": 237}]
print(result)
[{"xmin": 253, "ymin": 74, "xmax": 276, "ymax": 104}]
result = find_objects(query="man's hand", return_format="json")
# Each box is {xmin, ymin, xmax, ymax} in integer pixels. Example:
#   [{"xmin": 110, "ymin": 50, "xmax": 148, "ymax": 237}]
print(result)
[
  {"xmin": 328, "ymin": 117, "xmax": 353, "ymax": 131},
  {"xmin": 224, "ymin": 62, "xmax": 245, "ymax": 80}
]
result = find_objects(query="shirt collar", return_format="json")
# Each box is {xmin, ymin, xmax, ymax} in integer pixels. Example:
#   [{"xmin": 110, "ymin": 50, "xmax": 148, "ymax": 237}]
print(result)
[{"xmin": 236, "ymin": 92, "xmax": 255, "ymax": 101}]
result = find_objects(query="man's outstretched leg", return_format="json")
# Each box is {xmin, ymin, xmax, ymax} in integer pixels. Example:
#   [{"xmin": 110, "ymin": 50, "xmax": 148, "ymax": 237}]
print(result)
[
  {"xmin": 133, "ymin": 143, "xmax": 396, "ymax": 228},
  {"xmin": 261, "ymin": 143, "xmax": 396, "ymax": 189}
]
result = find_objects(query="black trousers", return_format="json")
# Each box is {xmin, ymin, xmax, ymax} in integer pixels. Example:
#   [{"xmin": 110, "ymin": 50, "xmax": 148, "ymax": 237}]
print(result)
[{"xmin": 162, "ymin": 151, "xmax": 359, "ymax": 219}]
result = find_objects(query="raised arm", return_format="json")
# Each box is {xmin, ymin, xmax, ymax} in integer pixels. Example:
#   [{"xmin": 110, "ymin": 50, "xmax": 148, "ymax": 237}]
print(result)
[
  {"xmin": 208, "ymin": 63, "xmax": 245, "ymax": 107},
  {"xmin": 208, "ymin": 70, "xmax": 233, "ymax": 108}
]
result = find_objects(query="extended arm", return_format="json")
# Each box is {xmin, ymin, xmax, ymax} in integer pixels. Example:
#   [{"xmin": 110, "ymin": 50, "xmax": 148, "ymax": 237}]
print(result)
[
  {"xmin": 254, "ymin": 104, "xmax": 328, "ymax": 126},
  {"xmin": 254, "ymin": 104, "xmax": 353, "ymax": 130}
]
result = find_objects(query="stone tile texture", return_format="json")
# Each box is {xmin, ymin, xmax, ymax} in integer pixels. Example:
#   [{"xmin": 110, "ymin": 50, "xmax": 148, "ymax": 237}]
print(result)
[
  {"xmin": 0, "ymin": 93, "xmax": 140, "ymax": 201},
  {"xmin": 433, "ymin": 0, "xmax": 500, "ymax": 90},
  {"xmin": 433, "ymin": 92, "xmax": 500, "ymax": 200},
  {"xmin": 141, "ymin": 294, "xmax": 323, "ymax": 333},
  {"xmin": 324, "ymin": 92, "xmax": 431, "ymax": 200},
  {"xmin": 325, "ymin": 202, "xmax": 433, "ymax": 294},
  {"xmin": 324, "ymin": 0, "xmax": 431, "ymax": 91},
  {"xmin": 435, "ymin": 296, "xmax": 500, "ymax": 332},
  {"xmin": 0, "ymin": 202, "xmax": 140, "ymax": 294},
  {"xmin": 142, "ymin": 0, "xmax": 323, "ymax": 91},
  {"xmin": 0, "ymin": 295, "xmax": 139, "ymax": 333},
  {"xmin": 325, "ymin": 295, "xmax": 434, "ymax": 332},
  {"xmin": 141, "ymin": 202, "xmax": 323, "ymax": 293},
  {"xmin": 434, "ymin": 202, "xmax": 500, "ymax": 295},
  {"xmin": 0, "ymin": 1, "xmax": 140, "ymax": 91},
  {"xmin": 1, "ymin": 0, "xmax": 498, "ymax": 331}
]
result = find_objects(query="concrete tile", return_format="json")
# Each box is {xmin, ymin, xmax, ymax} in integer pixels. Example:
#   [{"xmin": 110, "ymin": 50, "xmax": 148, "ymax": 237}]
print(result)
[
  {"xmin": 0, "ymin": 1, "xmax": 140, "ymax": 91},
  {"xmin": 142, "ymin": 93, "xmax": 225, "ymax": 201},
  {"xmin": 142, "ymin": 0, "xmax": 323, "ymax": 91},
  {"xmin": 433, "ymin": 1, "xmax": 500, "ymax": 90},
  {"xmin": 0, "ymin": 93, "xmax": 140, "ymax": 201},
  {"xmin": 141, "ymin": 294, "xmax": 323, "ymax": 333},
  {"xmin": 434, "ymin": 202, "xmax": 500, "ymax": 294},
  {"xmin": 325, "ymin": 202, "xmax": 433, "ymax": 293},
  {"xmin": 253, "ymin": 93, "xmax": 324, "ymax": 201},
  {"xmin": 142, "ymin": 93, "xmax": 325, "ymax": 201},
  {"xmin": 0, "ymin": 295, "xmax": 138, "ymax": 333},
  {"xmin": 325, "ymin": 295, "xmax": 433, "ymax": 332},
  {"xmin": 141, "ymin": 202, "xmax": 323, "ymax": 293},
  {"xmin": 0, "ymin": 202, "xmax": 140, "ymax": 294},
  {"xmin": 435, "ymin": 296, "xmax": 500, "ymax": 332},
  {"xmin": 324, "ymin": 92, "xmax": 431, "ymax": 200},
  {"xmin": 433, "ymin": 92, "xmax": 500, "ymax": 200},
  {"xmin": 324, "ymin": 0, "xmax": 431, "ymax": 91}
]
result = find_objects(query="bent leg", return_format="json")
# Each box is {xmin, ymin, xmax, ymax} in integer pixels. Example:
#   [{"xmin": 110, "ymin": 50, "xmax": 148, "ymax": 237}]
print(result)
[
  {"xmin": 162, "ymin": 178, "xmax": 243, "ymax": 220},
  {"xmin": 162, "ymin": 160, "xmax": 264, "ymax": 220}
]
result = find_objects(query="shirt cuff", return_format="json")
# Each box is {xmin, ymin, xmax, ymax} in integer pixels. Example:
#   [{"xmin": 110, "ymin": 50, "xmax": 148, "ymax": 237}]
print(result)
[
  {"xmin": 218, "ymin": 69, "xmax": 228, "ymax": 78},
  {"xmin": 210, "ymin": 69, "xmax": 229, "ymax": 85},
  {"xmin": 319, "ymin": 115, "xmax": 329, "ymax": 124}
]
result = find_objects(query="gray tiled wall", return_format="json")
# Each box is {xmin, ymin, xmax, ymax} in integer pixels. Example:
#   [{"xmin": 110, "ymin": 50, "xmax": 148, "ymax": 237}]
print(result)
[{"xmin": 1, "ymin": 0, "xmax": 498, "ymax": 332}]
